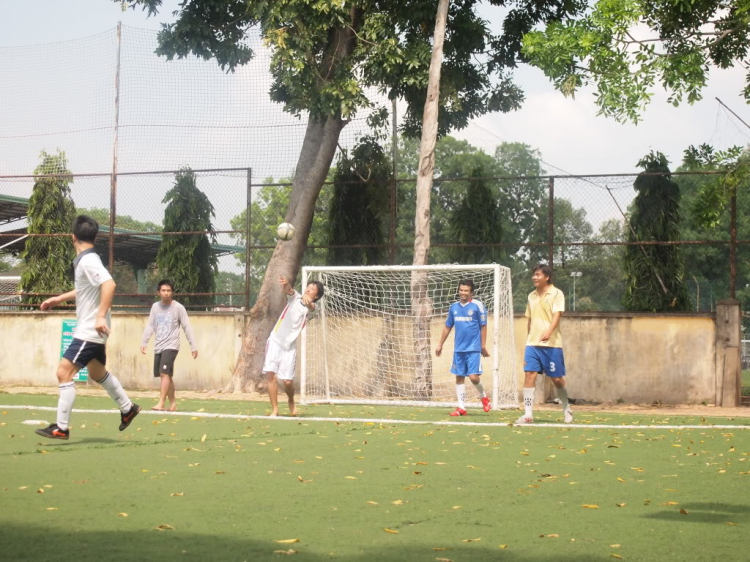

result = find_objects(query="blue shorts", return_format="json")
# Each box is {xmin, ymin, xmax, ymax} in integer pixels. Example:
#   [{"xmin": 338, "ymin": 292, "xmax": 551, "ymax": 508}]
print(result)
[
  {"xmin": 450, "ymin": 351, "xmax": 482, "ymax": 377},
  {"xmin": 524, "ymin": 346, "xmax": 565, "ymax": 378},
  {"xmin": 63, "ymin": 338, "xmax": 107, "ymax": 368}
]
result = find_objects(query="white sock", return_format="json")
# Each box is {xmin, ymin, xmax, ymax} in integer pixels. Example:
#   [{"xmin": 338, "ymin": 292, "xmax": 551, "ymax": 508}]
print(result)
[
  {"xmin": 557, "ymin": 385, "xmax": 569, "ymax": 410},
  {"xmin": 99, "ymin": 372, "xmax": 132, "ymax": 413},
  {"xmin": 456, "ymin": 384, "xmax": 466, "ymax": 409},
  {"xmin": 473, "ymin": 381, "xmax": 486, "ymax": 398},
  {"xmin": 523, "ymin": 387, "xmax": 535, "ymax": 418},
  {"xmin": 57, "ymin": 382, "xmax": 76, "ymax": 430}
]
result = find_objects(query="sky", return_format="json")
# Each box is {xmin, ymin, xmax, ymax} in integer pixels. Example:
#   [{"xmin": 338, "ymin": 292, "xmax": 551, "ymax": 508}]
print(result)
[{"xmin": 0, "ymin": 1, "xmax": 748, "ymax": 181}]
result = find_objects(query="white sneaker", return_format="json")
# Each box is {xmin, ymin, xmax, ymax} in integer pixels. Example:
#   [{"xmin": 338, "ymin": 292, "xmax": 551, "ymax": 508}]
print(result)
[
  {"xmin": 515, "ymin": 414, "xmax": 534, "ymax": 425},
  {"xmin": 563, "ymin": 408, "xmax": 574, "ymax": 424}
]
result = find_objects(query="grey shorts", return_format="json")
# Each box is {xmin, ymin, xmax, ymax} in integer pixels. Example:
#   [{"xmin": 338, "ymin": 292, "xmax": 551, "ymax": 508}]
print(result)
[{"xmin": 154, "ymin": 349, "xmax": 179, "ymax": 377}]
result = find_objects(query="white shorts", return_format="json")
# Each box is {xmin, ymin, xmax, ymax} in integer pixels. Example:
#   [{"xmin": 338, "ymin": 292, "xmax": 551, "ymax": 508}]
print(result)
[{"xmin": 262, "ymin": 337, "xmax": 296, "ymax": 380}]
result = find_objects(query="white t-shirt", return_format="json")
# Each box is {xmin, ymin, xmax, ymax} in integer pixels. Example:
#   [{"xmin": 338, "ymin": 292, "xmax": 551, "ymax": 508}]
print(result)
[
  {"xmin": 73, "ymin": 251, "xmax": 113, "ymax": 343},
  {"xmin": 269, "ymin": 290, "xmax": 313, "ymax": 350}
]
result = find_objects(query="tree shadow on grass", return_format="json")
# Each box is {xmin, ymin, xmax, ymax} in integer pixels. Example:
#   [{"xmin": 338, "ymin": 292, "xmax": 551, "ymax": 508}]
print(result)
[
  {"xmin": 0, "ymin": 523, "xmax": 607, "ymax": 562},
  {"xmin": 643, "ymin": 502, "xmax": 750, "ymax": 524}
]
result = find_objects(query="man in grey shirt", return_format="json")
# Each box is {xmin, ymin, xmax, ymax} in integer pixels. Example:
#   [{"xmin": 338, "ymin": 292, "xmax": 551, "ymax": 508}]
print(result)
[{"xmin": 140, "ymin": 279, "xmax": 198, "ymax": 411}]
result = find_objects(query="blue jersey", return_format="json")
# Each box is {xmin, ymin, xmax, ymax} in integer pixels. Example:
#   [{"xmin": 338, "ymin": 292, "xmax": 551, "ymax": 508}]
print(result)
[{"xmin": 445, "ymin": 300, "xmax": 487, "ymax": 352}]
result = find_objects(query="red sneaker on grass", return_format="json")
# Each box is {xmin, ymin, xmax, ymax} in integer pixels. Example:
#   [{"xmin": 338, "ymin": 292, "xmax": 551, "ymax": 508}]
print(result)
[
  {"xmin": 449, "ymin": 408, "xmax": 467, "ymax": 417},
  {"xmin": 481, "ymin": 396, "xmax": 491, "ymax": 412}
]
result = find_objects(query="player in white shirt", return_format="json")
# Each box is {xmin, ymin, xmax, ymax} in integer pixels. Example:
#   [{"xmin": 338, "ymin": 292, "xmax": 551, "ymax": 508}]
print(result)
[
  {"xmin": 36, "ymin": 215, "xmax": 140, "ymax": 440},
  {"xmin": 263, "ymin": 276, "xmax": 324, "ymax": 417}
]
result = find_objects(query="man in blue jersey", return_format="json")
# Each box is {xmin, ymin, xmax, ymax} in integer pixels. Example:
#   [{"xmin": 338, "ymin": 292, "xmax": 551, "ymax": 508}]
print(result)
[{"xmin": 435, "ymin": 279, "xmax": 491, "ymax": 416}]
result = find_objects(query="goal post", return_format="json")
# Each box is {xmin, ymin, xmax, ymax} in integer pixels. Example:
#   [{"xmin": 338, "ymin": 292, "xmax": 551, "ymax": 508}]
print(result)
[{"xmin": 300, "ymin": 264, "xmax": 517, "ymax": 409}]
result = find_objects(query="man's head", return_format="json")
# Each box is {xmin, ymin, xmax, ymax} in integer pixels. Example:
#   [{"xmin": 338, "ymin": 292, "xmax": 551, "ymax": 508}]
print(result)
[
  {"xmin": 458, "ymin": 278, "xmax": 475, "ymax": 303},
  {"xmin": 157, "ymin": 279, "xmax": 175, "ymax": 303},
  {"xmin": 72, "ymin": 215, "xmax": 99, "ymax": 244},
  {"xmin": 532, "ymin": 264, "xmax": 552, "ymax": 288},
  {"xmin": 305, "ymin": 281, "xmax": 324, "ymax": 302}
]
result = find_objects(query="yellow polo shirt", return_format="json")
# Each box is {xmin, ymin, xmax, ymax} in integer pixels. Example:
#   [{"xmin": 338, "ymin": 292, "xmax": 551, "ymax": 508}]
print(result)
[{"xmin": 525, "ymin": 285, "xmax": 565, "ymax": 348}]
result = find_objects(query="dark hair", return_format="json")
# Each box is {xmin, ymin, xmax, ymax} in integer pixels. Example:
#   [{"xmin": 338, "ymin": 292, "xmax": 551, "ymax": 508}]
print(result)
[
  {"xmin": 157, "ymin": 279, "xmax": 175, "ymax": 291},
  {"xmin": 72, "ymin": 215, "xmax": 99, "ymax": 243},
  {"xmin": 308, "ymin": 280, "xmax": 324, "ymax": 302},
  {"xmin": 458, "ymin": 278, "xmax": 475, "ymax": 293},
  {"xmin": 532, "ymin": 263, "xmax": 553, "ymax": 282}
]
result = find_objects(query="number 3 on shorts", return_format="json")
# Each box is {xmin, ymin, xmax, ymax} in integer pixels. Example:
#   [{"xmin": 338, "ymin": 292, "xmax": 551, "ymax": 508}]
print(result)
[{"xmin": 549, "ymin": 361, "xmax": 556, "ymax": 373}]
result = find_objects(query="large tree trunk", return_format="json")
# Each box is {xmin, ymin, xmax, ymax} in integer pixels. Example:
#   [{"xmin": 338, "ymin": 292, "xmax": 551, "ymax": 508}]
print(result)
[
  {"xmin": 411, "ymin": 0, "xmax": 450, "ymax": 399},
  {"xmin": 230, "ymin": 115, "xmax": 345, "ymax": 392}
]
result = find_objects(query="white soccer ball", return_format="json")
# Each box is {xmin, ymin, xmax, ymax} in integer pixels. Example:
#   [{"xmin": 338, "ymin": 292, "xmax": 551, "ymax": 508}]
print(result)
[{"xmin": 277, "ymin": 222, "xmax": 295, "ymax": 241}]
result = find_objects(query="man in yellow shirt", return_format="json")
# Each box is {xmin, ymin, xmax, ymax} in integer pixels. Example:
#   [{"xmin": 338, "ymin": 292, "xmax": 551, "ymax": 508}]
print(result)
[{"xmin": 516, "ymin": 264, "xmax": 573, "ymax": 425}]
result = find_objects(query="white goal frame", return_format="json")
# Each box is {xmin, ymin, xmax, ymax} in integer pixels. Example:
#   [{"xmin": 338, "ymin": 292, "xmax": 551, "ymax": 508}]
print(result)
[{"xmin": 300, "ymin": 264, "xmax": 517, "ymax": 409}]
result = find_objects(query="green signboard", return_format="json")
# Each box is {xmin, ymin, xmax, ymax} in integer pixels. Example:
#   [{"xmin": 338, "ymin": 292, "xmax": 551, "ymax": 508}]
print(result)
[{"xmin": 61, "ymin": 319, "xmax": 88, "ymax": 382}]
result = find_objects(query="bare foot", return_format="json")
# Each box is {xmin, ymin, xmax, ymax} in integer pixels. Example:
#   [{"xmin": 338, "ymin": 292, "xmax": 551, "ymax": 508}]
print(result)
[
  {"xmin": 268, "ymin": 411, "xmax": 279, "ymax": 418},
  {"xmin": 168, "ymin": 405, "xmax": 177, "ymax": 412},
  {"xmin": 288, "ymin": 402, "xmax": 298, "ymax": 417},
  {"xmin": 152, "ymin": 405, "xmax": 165, "ymax": 411}
]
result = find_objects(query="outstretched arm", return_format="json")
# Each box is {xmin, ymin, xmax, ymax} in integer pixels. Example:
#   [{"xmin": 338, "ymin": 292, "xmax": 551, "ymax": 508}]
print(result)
[{"xmin": 40, "ymin": 289, "xmax": 76, "ymax": 311}]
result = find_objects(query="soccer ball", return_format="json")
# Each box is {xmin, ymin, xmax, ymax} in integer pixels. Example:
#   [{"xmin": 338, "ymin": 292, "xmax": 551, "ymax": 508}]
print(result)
[{"xmin": 276, "ymin": 222, "xmax": 295, "ymax": 241}]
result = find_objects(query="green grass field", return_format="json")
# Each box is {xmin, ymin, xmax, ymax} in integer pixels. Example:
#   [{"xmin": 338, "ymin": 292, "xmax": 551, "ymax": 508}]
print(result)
[
  {"xmin": 743, "ymin": 370, "xmax": 750, "ymax": 397},
  {"xmin": 2, "ymin": 393, "xmax": 749, "ymax": 562}
]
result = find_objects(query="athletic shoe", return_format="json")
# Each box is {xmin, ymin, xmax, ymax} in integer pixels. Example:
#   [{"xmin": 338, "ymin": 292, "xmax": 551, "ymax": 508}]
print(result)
[
  {"xmin": 449, "ymin": 408, "xmax": 467, "ymax": 417},
  {"xmin": 481, "ymin": 396, "xmax": 491, "ymax": 413},
  {"xmin": 35, "ymin": 423, "xmax": 69, "ymax": 440},
  {"xmin": 119, "ymin": 403, "xmax": 141, "ymax": 431},
  {"xmin": 564, "ymin": 408, "xmax": 574, "ymax": 424},
  {"xmin": 514, "ymin": 415, "xmax": 533, "ymax": 425}
]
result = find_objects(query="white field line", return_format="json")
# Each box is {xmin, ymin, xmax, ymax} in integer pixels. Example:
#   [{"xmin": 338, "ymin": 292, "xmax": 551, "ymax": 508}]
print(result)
[{"xmin": 3, "ymin": 404, "xmax": 750, "ymax": 430}]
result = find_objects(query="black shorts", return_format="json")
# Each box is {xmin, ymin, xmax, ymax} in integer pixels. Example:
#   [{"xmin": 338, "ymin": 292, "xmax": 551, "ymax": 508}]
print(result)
[
  {"xmin": 154, "ymin": 349, "xmax": 179, "ymax": 377},
  {"xmin": 63, "ymin": 338, "xmax": 106, "ymax": 368}
]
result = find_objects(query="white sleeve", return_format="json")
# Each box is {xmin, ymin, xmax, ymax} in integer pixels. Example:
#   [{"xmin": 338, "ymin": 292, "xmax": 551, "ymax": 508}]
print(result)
[{"xmin": 81, "ymin": 256, "xmax": 113, "ymax": 287}]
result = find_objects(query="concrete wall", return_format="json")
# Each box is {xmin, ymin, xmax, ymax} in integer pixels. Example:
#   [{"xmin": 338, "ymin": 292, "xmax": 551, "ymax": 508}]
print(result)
[
  {"xmin": 0, "ymin": 312, "xmax": 241, "ymax": 391},
  {"xmin": 0, "ymin": 311, "xmax": 719, "ymax": 404},
  {"xmin": 513, "ymin": 313, "xmax": 717, "ymax": 404}
]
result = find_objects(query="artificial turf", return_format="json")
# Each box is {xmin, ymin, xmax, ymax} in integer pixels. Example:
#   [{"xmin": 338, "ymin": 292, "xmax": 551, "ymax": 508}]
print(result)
[{"xmin": 1, "ymin": 393, "xmax": 749, "ymax": 561}]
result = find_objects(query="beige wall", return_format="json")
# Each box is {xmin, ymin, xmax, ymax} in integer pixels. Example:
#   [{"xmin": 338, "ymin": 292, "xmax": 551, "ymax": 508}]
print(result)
[
  {"xmin": 514, "ymin": 313, "xmax": 716, "ymax": 404},
  {"xmin": 0, "ymin": 311, "xmax": 717, "ymax": 404},
  {"xmin": 0, "ymin": 312, "xmax": 240, "ymax": 390}
]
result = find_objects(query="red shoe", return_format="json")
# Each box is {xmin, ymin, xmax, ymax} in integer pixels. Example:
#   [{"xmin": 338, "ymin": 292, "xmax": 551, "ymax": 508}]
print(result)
[
  {"xmin": 481, "ymin": 396, "xmax": 491, "ymax": 412},
  {"xmin": 449, "ymin": 408, "xmax": 467, "ymax": 417}
]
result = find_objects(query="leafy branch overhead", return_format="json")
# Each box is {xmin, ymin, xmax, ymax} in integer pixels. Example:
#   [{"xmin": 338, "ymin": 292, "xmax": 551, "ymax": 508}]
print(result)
[
  {"xmin": 522, "ymin": 0, "xmax": 750, "ymax": 122},
  {"xmin": 119, "ymin": 0, "xmax": 584, "ymax": 136}
]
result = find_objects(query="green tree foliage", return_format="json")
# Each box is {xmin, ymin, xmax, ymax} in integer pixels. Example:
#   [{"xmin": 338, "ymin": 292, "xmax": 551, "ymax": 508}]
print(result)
[
  {"xmin": 448, "ymin": 167, "xmax": 503, "ymax": 264},
  {"xmin": 522, "ymin": 0, "xmax": 750, "ymax": 122},
  {"xmin": 21, "ymin": 151, "xmax": 77, "ymax": 304},
  {"xmin": 327, "ymin": 138, "xmax": 390, "ymax": 266},
  {"xmin": 156, "ymin": 168, "xmax": 218, "ymax": 307},
  {"xmin": 623, "ymin": 152, "xmax": 691, "ymax": 311},
  {"xmin": 214, "ymin": 271, "xmax": 246, "ymax": 307},
  {"xmin": 77, "ymin": 207, "xmax": 162, "ymax": 233}
]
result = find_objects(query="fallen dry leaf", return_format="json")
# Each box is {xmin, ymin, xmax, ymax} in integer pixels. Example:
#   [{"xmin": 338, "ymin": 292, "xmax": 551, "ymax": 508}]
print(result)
[
  {"xmin": 610, "ymin": 544, "xmax": 621, "ymax": 548},
  {"xmin": 45, "ymin": 507, "xmax": 58, "ymax": 511},
  {"xmin": 435, "ymin": 558, "xmax": 452, "ymax": 562},
  {"xmin": 201, "ymin": 434, "xmax": 207, "ymax": 443},
  {"xmin": 215, "ymin": 471, "xmax": 226, "ymax": 475},
  {"xmin": 581, "ymin": 504, "xmax": 599, "ymax": 509},
  {"xmin": 462, "ymin": 538, "xmax": 480, "ymax": 542},
  {"xmin": 273, "ymin": 550, "xmax": 297, "ymax": 555},
  {"xmin": 616, "ymin": 503, "xmax": 626, "ymax": 508},
  {"xmin": 345, "ymin": 476, "xmax": 357, "ymax": 480},
  {"xmin": 384, "ymin": 528, "xmax": 399, "ymax": 534},
  {"xmin": 275, "ymin": 539, "xmax": 300, "ymax": 544},
  {"xmin": 37, "ymin": 489, "xmax": 44, "ymax": 494},
  {"xmin": 118, "ymin": 512, "xmax": 128, "ymax": 517},
  {"xmin": 663, "ymin": 501, "xmax": 679, "ymax": 506},
  {"xmin": 155, "ymin": 524, "xmax": 175, "ymax": 531},
  {"xmin": 18, "ymin": 486, "xmax": 27, "ymax": 490},
  {"xmin": 610, "ymin": 555, "xmax": 623, "ymax": 559},
  {"xmin": 171, "ymin": 493, "xmax": 184, "ymax": 497},
  {"xmin": 680, "ymin": 509, "xmax": 689, "ymax": 514},
  {"xmin": 540, "ymin": 534, "xmax": 560, "ymax": 538},
  {"xmin": 391, "ymin": 500, "xmax": 403, "ymax": 505},
  {"xmin": 366, "ymin": 501, "xmax": 378, "ymax": 505}
]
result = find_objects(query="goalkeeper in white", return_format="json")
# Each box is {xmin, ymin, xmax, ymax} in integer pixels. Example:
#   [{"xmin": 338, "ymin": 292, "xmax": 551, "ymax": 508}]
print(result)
[{"xmin": 263, "ymin": 276, "xmax": 324, "ymax": 417}]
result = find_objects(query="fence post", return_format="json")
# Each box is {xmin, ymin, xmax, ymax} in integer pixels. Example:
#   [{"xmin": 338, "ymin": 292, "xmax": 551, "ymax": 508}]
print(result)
[
  {"xmin": 390, "ymin": 97, "xmax": 398, "ymax": 265},
  {"xmin": 108, "ymin": 22, "xmax": 122, "ymax": 273},
  {"xmin": 547, "ymin": 177, "xmax": 554, "ymax": 268},
  {"xmin": 729, "ymin": 184, "xmax": 737, "ymax": 299},
  {"xmin": 245, "ymin": 168, "xmax": 252, "ymax": 311}
]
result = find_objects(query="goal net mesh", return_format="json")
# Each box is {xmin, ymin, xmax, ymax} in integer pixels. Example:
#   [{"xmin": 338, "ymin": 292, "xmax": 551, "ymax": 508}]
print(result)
[
  {"xmin": 0, "ymin": 276, "xmax": 21, "ymax": 310},
  {"xmin": 301, "ymin": 265, "xmax": 517, "ymax": 408}
]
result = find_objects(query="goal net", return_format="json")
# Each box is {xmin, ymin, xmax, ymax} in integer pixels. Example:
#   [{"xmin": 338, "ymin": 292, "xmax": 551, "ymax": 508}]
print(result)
[
  {"xmin": 301, "ymin": 265, "xmax": 517, "ymax": 409},
  {"xmin": 0, "ymin": 276, "xmax": 21, "ymax": 310}
]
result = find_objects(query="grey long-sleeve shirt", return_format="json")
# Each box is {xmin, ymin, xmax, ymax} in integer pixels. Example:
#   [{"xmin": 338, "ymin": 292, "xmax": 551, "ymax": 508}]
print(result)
[{"xmin": 141, "ymin": 300, "xmax": 197, "ymax": 353}]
